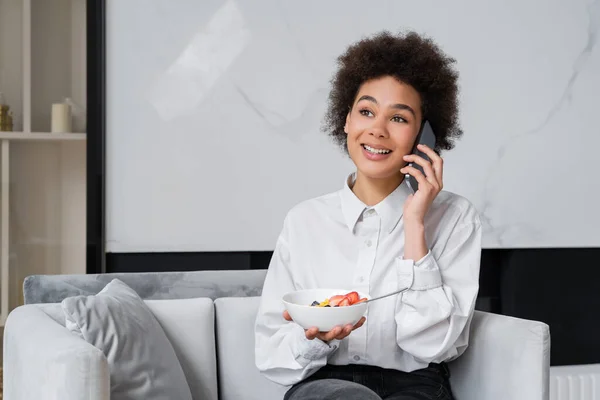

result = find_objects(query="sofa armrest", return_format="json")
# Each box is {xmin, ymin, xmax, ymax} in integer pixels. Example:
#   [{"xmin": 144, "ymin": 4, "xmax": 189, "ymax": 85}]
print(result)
[
  {"xmin": 3, "ymin": 305, "xmax": 110, "ymax": 400},
  {"xmin": 449, "ymin": 310, "xmax": 550, "ymax": 400}
]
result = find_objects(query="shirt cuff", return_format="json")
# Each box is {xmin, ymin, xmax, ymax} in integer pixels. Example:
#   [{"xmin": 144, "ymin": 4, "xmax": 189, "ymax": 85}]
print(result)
[
  {"xmin": 397, "ymin": 251, "xmax": 443, "ymax": 291},
  {"xmin": 292, "ymin": 327, "xmax": 340, "ymax": 365}
]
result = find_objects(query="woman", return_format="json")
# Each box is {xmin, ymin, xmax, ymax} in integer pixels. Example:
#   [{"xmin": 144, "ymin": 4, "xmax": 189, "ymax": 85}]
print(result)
[{"xmin": 254, "ymin": 30, "xmax": 482, "ymax": 400}]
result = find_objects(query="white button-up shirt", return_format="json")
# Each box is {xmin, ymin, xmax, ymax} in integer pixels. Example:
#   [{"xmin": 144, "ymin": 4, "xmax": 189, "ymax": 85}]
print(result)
[{"xmin": 254, "ymin": 173, "xmax": 482, "ymax": 386}]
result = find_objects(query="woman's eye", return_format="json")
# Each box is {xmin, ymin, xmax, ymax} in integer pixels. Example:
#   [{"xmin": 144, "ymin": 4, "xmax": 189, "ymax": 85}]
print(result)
[
  {"xmin": 391, "ymin": 116, "xmax": 406, "ymax": 123},
  {"xmin": 359, "ymin": 109, "xmax": 373, "ymax": 117}
]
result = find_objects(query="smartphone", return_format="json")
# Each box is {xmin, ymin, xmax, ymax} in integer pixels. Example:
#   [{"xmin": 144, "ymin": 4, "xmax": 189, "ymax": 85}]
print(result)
[{"xmin": 405, "ymin": 120, "xmax": 437, "ymax": 193}]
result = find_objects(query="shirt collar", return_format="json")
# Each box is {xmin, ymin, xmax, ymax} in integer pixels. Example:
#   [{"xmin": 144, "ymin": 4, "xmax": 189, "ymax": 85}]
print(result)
[{"xmin": 340, "ymin": 172, "xmax": 412, "ymax": 234}]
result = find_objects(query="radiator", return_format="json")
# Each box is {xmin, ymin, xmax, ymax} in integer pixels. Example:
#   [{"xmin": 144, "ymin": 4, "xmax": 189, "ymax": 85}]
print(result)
[{"xmin": 550, "ymin": 364, "xmax": 600, "ymax": 400}]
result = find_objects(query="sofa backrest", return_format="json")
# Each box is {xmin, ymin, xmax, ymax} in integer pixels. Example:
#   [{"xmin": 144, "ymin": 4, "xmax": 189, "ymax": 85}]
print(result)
[
  {"xmin": 215, "ymin": 297, "xmax": 289, "ymax": 400},
  {"xmin": 24, "ymin": 269, "xmax": 268, "ymax": 304}
]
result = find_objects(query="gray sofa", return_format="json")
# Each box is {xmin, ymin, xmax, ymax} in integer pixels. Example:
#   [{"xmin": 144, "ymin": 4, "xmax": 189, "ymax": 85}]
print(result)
[{"xmin": 4, "ymin": 270, "xmax": 550, "ymax": 400}]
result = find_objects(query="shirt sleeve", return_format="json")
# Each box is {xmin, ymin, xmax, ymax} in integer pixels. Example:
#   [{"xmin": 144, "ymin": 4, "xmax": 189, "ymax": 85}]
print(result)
[
  {"xmin": 254, "ymin": 216, "xmax": 340, "ymax": 386},
  {"xmin": 394, "ymin": 220, "xmax": 482, "ymax": 364}
]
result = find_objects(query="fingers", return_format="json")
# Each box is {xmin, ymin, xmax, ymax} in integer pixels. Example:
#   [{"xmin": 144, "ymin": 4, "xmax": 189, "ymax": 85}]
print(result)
[
  {"xmin": 286, "ymin": 311, "xmax": 347, "ymax": 342},
  {"xmin": 305, "ymin": 327, "xmax": 319, "ymax": 340},
  {"xmin": 308, "ymin": 317, "xmax": 367, "ymax": 342},
  {"xmin": 332, "ymin": 317, "xmax": 366, "ymax": 340},
  {"xmin": 282, "ymin": 310, "xmax": 292, "ymax": 321},
  {"xmin": 334, "ymin": 324, "xmax": 353, "ymax": 340},
  {"xmin": 352, "ymin": 317, "xmax": 366, "ymax": 331},
  {"xmin": 400, "ymin": 165, "xmax": 429, "ymax": 191},
  {"xmin": 402, "ymin": 154, "xmax": 438, "ymax": 188},
  {"xmin": 416, "ymin": 144, "xmax": 443, "ymax": 186},
  {"xmin": 305, "ymin": 326, "xmax": 340, "ymax": 341},
  {"xmin": 313, "ymin": 326, "xmax": 343, "ymax": 341}
]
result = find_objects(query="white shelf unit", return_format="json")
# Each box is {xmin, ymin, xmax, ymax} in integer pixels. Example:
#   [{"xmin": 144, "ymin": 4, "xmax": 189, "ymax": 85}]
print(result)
[
  {"xmin": 0, "ymin": 132, "xmax": 87, "ymax": 141},
  {"xmin": 0, "ymin": 0, "xmax": 87, "ymax": 326}
]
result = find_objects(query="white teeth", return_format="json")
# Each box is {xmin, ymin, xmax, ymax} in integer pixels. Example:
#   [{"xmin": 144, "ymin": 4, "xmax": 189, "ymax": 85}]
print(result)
[{"xmin": 363, "ymin": 145, "xmax": 391, "ymax": 154}]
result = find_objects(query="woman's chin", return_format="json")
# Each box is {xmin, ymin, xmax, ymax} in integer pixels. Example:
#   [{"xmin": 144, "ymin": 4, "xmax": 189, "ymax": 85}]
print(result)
[
  {"xmin": 355, "ymin": 163, "xmax": 403, "ymax": 181},
  {"xmin": 348, "ymin": 150, "xmax": 404, "ymax": 181}
]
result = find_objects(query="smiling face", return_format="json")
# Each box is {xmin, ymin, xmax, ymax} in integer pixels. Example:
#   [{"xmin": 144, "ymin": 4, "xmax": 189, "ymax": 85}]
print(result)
[{"xmin": 344, "ymin": 75, "xmax": 423, "ymax": 181}]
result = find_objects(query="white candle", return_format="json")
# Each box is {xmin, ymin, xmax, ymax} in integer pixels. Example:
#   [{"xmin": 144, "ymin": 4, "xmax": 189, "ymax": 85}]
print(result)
[{"xmin": 51, "ymin": 103, "xmax": 71, "ymax": 133}]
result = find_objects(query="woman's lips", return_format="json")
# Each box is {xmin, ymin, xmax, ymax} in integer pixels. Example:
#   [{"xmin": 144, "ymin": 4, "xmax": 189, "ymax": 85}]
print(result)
[{"xmin": 361, "ymin": 144, "xmax": 392, "ymax": 161}]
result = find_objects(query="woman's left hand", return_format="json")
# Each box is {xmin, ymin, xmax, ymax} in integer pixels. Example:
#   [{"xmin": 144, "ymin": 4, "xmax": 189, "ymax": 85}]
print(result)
[{"xmin": 400, "ymin": 144, "xmax": 444, "ymax": 224}]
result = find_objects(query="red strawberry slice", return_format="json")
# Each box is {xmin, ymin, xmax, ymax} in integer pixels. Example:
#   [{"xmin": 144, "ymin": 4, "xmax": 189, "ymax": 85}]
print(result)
[
  {"xmin": 339, "ymin": 297, "xmax": 351, "ymax": 307},
  {"xmin": 355, "ymin": 297, "xmax": 367, "ymax": 304},
  {"xmin": 329, "ymin": 295, "xmax": 346, "ymax": 307},
  {"xmin": 345, "ymin": 291, "xmax": 359, "ymax": 305}
]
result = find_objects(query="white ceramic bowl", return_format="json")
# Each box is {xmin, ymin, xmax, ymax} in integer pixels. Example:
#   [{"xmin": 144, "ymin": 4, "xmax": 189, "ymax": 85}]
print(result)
[{"xmin": 282, "ymin": 288, "xmax": 369, "ymax": 332}]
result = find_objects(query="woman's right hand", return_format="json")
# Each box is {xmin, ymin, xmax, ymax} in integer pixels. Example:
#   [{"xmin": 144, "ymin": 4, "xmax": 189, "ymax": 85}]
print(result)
[{"xmin": 282, "ymin": 310, "xmax": 366, "ymax": 342}]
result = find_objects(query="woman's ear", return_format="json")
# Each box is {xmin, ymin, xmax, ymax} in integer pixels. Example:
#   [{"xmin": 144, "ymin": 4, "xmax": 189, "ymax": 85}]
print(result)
[{"xmin": 344, "ymin": 112, "xmax": 350, "ymax": 134}]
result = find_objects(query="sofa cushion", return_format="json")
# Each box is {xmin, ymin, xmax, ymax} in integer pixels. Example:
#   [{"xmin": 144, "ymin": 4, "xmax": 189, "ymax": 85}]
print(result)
[
  {"xmin": 61, "ymin": 279, "xmax": 193, "ymax": 400},
  {"xmin": 215, "ymin": 297, "xmax": 289, "ymax": 400},
  {"xmin": 146, "ymin": 298, "xmax": 218, "ymax": 400}
]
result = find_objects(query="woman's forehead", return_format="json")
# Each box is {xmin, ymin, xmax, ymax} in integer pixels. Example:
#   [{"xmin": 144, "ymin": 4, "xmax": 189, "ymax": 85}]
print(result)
[{"xmin": 355, "ymin": 76, "xmax": 421, "ymax": 109}]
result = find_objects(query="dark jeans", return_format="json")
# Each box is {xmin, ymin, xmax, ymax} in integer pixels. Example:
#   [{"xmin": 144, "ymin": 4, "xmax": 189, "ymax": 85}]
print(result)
[{"xmin": 284, "ymin": 363, "xmax": 454, "ymax": 400}]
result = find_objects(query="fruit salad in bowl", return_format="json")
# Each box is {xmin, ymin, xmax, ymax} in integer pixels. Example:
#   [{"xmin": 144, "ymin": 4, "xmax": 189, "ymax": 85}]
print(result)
[
  {"xmin": 310, "ymin": 291, "xmax": 368, "ymax": 307},
  {"xmin": 283, "ymin": 289, "xmax": 370, "ymax": 332}
]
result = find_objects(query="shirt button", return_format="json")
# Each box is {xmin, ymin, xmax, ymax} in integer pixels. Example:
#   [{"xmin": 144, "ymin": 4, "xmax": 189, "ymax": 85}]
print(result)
[
  {"xmin": 358, "ymin": 276, "xmax": 365, "ymax": 283},
  {"xmin": 365, "ymin": 240, "xmax": 372, "ymax": 247},
  {"xmin": 353, "ymin": 355, "xmax": 360, "ymax": 361}
]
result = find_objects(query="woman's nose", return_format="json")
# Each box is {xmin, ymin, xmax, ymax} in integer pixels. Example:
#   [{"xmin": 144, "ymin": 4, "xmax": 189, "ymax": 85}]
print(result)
[
  {"xmin": 369, "ymin": 127, "xmax": 388, "ymax": 138},
  {"xmin": 368, "ymin": 117, "xmax": 389, "ymax": 138}
]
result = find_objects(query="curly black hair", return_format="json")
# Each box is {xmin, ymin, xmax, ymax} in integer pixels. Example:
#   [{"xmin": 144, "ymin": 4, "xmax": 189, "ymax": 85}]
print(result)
[{"xmin": 323, "ymin": 31, "xmax": 462, "ymax": 153}]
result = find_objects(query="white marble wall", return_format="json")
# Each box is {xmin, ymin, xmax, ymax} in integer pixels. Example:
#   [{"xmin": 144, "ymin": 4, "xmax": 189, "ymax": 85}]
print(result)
[{"xmin": 106, "ymin": 0, "xmax": 600, "ymax": 251}]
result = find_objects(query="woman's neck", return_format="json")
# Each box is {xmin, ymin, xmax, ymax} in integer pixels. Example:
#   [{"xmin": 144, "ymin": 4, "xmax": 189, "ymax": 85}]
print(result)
[{"xmin": 351, "ymin": 171, "xmax": 404, "ymax": 206}]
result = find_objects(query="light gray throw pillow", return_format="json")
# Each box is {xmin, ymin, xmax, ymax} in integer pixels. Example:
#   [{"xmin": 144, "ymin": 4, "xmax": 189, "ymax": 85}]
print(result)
[{"xmin": 61, "ymin": 278, "xmax": 193, "ymax": 400}]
